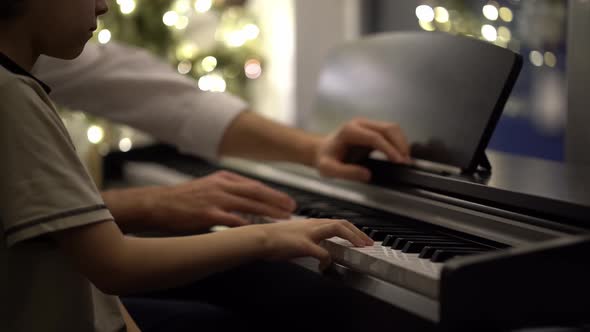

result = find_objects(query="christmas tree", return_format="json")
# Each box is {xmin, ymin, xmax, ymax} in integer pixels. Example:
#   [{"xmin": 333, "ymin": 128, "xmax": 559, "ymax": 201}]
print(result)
[
  {"xmin": 98, "ymin": 0, "xmax": 263, "ymax": 98},
  {"xmin": 61, "ymin": 0, "xmax": 264, "ymax": 184}
]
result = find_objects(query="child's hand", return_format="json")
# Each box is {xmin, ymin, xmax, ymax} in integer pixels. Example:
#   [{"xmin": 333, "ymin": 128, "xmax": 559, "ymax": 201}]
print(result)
[{"xmin": 257, "ymin": 219, "xmax": 374, "ymax": 270}]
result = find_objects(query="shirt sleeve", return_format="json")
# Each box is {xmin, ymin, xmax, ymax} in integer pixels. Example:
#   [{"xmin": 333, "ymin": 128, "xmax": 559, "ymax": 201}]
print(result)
[
  {"xmin": 0, "ymin": 79, "xmax": 114, "ymax": 247},
  {"xmin": 32, "ymin": 41, "xmax": 248, "ymax": 161}
]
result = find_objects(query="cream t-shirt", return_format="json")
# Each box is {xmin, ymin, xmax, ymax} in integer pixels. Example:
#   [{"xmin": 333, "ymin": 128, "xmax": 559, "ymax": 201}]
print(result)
[{"xmin": 0, "ymin": 59, "xmax": 126, "ymax": 332}]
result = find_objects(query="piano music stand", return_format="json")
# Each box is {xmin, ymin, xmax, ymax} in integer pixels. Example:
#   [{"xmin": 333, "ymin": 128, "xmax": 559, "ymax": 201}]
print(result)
[{"xmin": 311, "ymin": 31, "xmax": 523, "ymax": 176}]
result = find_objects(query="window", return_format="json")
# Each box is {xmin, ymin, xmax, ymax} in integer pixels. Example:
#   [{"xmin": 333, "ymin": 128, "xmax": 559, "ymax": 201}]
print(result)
[{"xmin": 364, "ymin": 0, "xmax": 568, "ymax": 161}]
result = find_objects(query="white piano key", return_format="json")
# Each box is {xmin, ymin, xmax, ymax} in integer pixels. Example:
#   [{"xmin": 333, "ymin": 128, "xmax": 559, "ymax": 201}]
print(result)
[
  {"xmin": 234, "ymin": 213, "xmax": 443, "ymax": 299},
  {"xmin": 322, "ymin": 237, "xmax": 442, "ymax": 300}
]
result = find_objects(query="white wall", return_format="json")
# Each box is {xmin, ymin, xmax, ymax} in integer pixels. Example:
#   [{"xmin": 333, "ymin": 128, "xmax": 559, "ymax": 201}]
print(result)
[
  {"xmin": 248, "ymin": 0, "xmax": 296, "ymax": 124},
  {"xmin": 248, "ymin": 0, "xmax": 361, "ymax": 127},
  {"xmin": 294, "ymin": 0, "xmax": 362, "ymax": 128}
]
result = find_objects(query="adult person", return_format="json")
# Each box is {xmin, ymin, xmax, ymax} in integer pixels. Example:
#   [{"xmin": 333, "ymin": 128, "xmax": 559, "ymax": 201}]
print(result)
[{"xmin": 33, "ymin": 41, "xmax": 412, "ymax": 230}]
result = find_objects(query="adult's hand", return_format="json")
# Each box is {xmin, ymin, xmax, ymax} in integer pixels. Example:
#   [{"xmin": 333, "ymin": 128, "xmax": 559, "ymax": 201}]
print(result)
[
  {"xmin": 314, "ymin": 118, "xmax": 411, "ymax": 182},
  {"xmin": 142, "ymin": 170, "xmax": 296, "ymax": 232},
  {"xmin": 103, "ymin": 171, "xmax": 295, "ymax": 233}
]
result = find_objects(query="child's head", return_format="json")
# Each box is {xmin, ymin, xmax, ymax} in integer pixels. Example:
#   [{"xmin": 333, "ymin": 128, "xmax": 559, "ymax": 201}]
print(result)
[{"xmin": 0, "ymin": 0, "xmax": 109, "ymax": 60}]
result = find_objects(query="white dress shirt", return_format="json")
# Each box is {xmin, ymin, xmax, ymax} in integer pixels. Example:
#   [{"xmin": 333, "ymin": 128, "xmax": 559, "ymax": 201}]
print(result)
[{"xmin": 33, "ymin": 41, "xmax": 248, "ymax": 161}]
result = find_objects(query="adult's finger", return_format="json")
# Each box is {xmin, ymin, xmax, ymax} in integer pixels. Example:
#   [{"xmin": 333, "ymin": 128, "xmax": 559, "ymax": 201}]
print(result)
[
  {"xmin": 356, "ymin": 119, "xmax": 411, "ymax": 158},
  {"xmin": 317, "ymin": 157, "xmax": 371, "ymax": 182},
  {"xmin": 206, "ymin": 209, "xmax": 250, "ymax": 227},
  {"xmin": 221, "ymin": 177, "xmax": 296, "ymax": 211},
  {"xmin": 340, "ymin": 124, "xmax": 406, "ymax": 164},
  {"xmin": 223, "ymin": 193, "xmax": 292, "ymax": 219}
]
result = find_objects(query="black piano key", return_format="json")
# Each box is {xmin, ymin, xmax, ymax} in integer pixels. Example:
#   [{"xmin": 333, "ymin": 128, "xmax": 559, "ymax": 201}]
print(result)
[
  {"xmin": 401, "ymin": 241, "xmax": 467, "ymax": 253},
  {"xmin": 380, "ymin": 231, "xmax": 438, "ymax": 246},
  {"xmin": 362, "ymin": 226, "xmax": 420, "ymax": 236},
  {"xmin": 382, "ymin": 234, "xmax": 397, "ymax": 246},
  {"xmin": 314, "ymin": 211, "xmax": 364, "ymax": 219},
  {"xmin": 297, "ymin": 202, "xmax": 337, "ymax": 214},
  {"xmin": 350, "ymin": 221, "xmax": 381, "ymax": 228},
  {"xmin": 430, "ymin": 249, "xmax": 483, "ymax": 263},
  {"xmin": 419, "ymin": 246, "xmax": 488, "ymax": 259},
  {"xmin": 307, "ymin": 209, "xmax": 337, "ymax": 218},
  {"xmin": 354, "ymin": 217, "xmax": 406, "ymax": 226},
  {"xmin": 296, "ymin": 207, "xmax": 314, "ymax": 216},
  {"xmin": 369, "ymin": 231, "xmax": 390, "ymax": 241},
  {"xmin": 368, "ymin": 229, "xmax": 418, "ymax": 241},
  {"xmin": 391, "ymin": 236, "xmax": 455, "ymax": 250}
]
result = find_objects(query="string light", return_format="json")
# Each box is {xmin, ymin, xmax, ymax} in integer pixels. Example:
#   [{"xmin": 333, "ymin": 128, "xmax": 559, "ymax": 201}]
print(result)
[
  {"xmin": 244, "ymin": 59, "xmax": 262, "ymax": 79},
  {"xmin": 201, "ymin": 56, "xmax": 218, "ymax": 72},
  {"xmin": 544, "ymin": 52, "xmax": 557, "ymax": 67},
  {"xmin": 418, "ymin": 20, "xmax": 436, "ymax": 31},
  {"xmin": 175, "ymin": 15, "xmax": 190, "ymax": 30},
  {"xmin": 437, "ymin": 21, "xmax": 451, "ymax": 32},
  {"xmin": 194, "ymin": 0, "xmax": 212, "ymax": 13},
  {"xmin": 497, "ymin": 26, "xmax": 512, "ymax": 42},
  {"xmin": 434, "ymin": 7, "xmax": 449, "ymax": 23},
  {"xmin": 529, "ymin": 50, "xmax": 544, "ymax": 67},
  {"xmin": 243, "ymin": 24, "xmax": 260, "ymax": 40},
  {"xmin": 198, "ymin": 74, "xmax": 226, "ymax": 92},
  {"xmin": 174, "ymin": 0, "xmax": 191, "ymax": 14},
  {"xmin": 98, "ymin": 29, "xmax": 111, "ymax": 44},
  {"xmin": 481, "ymin": 24, "xmax": 497, "ymax": 41},
  {"xmin": 117, "ymin": 0, "xmax": 136, "ymax": 15},
  {"xmin": 87, "ymin": 125, "xmax": 104, "ymax": 144},
  {"xmin": 176, "ymin": 43, "xmax": 199, "ymax": 60},
  {"xmin": 499, "ymin": 7, "xmax": 513, "ymax": 22},
  {"xmin": 163, "ymin": 11, "xmax": 179, "ymax": 26},
  {"xmin": 118, "ymin": 138, "xmax": 133, "ymax": 152},
  {"xmin": 416, "ymin": 5, "xmax": 435, "ymax": 22},
  {"xmin": 483, "ymin": 4, "xmax": 499, "ymax": 21},
  {"xmin": 226, "ymin": 31, "xmax": 248, "ymax": 47},
  {"xmin": 177, "ymin": 60, "xmax": 192, "ymax": 74}
]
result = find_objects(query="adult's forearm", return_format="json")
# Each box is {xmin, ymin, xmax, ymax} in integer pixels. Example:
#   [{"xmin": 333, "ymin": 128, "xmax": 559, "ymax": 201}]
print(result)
[{"xmin": 218, "ymin": 111, "xmax": 324, "ymax": 167}]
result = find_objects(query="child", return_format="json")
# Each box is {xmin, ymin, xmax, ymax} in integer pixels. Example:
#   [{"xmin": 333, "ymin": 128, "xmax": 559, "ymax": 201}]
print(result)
[{"xmin": 0, "ymin": 1, "xmax": 373, "ymax": 331}]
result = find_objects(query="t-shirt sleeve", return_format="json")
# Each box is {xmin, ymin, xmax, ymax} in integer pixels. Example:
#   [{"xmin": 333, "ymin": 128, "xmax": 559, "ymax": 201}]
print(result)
[{"xmin": 0, "ymin": 79, "xmax": 113, "ymax": 247}]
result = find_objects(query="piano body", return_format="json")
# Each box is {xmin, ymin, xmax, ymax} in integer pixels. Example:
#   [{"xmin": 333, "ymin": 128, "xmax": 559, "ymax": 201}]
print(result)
[{"xmin": 102, "ymin": 32, "xmax": 590, "ymax": 330}]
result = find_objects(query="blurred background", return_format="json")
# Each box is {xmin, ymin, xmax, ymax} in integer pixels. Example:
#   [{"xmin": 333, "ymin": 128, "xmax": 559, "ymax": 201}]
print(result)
[
  {"xmin": 364, "ymin": 0, "xmax": 567, "ymax": 162},
  {"xmin": 61, "ymin": 0, "xmax": 571, "ymax": 180}
]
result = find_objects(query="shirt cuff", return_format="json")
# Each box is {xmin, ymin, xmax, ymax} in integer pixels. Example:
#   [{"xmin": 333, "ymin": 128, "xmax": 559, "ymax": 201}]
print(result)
[{"xmin": 177, "ymin": 92, "xmax": 248, "ymax": 161}]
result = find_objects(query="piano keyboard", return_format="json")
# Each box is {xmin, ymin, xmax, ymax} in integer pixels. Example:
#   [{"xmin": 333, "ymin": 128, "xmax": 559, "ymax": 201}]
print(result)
[
  {"xmin": 122, "ymin": 160, "xmax": 505, "ymax": 301},
  {"xmin": 246, "ymin": 183, "xmax": 501, "ymax": 300},
  {"xmin": 107, "ymin": 145, "xmax": 590, "ymax": 329},
  {"xmin": 112, "ymin": 149, "xmax": 590, "ymax": 330}
]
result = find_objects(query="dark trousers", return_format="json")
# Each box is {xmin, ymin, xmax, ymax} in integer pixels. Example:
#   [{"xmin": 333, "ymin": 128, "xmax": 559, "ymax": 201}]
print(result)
[{"xmin": 122, "ymin": 261, "xmax": 432, "ymax": 332}]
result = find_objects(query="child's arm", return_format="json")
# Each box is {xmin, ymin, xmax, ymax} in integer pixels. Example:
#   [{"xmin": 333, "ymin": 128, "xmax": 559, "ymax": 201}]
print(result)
[{"xmin": 52, "ymin": 218, "xmax": 372, "ymax": 295}]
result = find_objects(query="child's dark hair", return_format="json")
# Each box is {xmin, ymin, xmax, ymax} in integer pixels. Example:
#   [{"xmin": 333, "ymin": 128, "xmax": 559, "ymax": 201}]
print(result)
[{"xmin": 0, "ymin": 0, "xmax": 25, "ymax": 19}]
